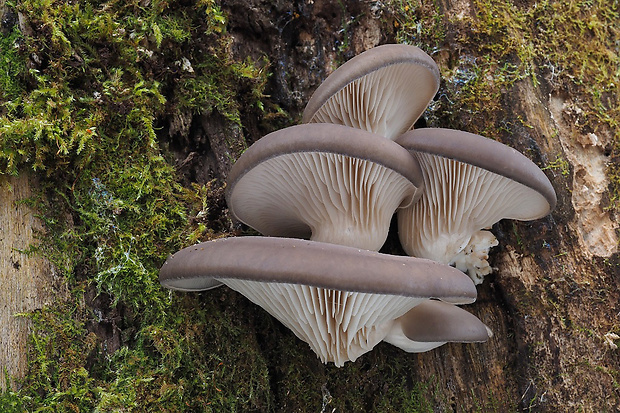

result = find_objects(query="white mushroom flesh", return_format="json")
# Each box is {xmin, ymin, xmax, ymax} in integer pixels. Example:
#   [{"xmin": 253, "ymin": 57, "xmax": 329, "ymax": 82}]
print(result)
[
  {"xmin": 451, "ymin": 230, "xmax": 499, "ymax": 285},
  {"xmin": 221, "ymin": 278, "xmax": 425, "ymax": 366},
  {"xmin": 398, "ymin": 153, "xmax": 551, "ymax": 282},
  {"xmin": 308, "ymin": 63, "xmax": 438, "ymax": 140},
  {"xmin": 230, "ymin": 152, "xmax": 416, "ymax": 251}
]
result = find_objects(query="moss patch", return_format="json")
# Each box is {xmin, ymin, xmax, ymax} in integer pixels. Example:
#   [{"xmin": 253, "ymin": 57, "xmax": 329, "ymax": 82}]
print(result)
[
  {"xmin": 2, "ymin": 0, "xmax": 618, "ymax": 410},
  {"xmin": 0, "ymin": 0, "xmax": 272, "ymax": 410},
  {"xmin": 392, "ymin": 0, "xmax": 620, "ymax": 213}
]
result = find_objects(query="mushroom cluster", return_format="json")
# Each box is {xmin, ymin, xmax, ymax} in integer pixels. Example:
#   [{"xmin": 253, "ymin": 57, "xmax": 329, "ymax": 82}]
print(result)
[{"xmin": 159, "ymin": 44, "xmax": 556, "ymax": 366}]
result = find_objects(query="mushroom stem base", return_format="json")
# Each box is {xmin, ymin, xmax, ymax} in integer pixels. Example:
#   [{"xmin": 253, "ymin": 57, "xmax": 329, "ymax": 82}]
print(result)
[{"xmin": 451, "ymin": 230, "xmax": 499, "ymax": 285}]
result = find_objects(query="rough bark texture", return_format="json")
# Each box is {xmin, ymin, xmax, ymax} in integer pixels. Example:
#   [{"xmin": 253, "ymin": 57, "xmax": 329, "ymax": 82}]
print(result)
[
  {"xmin": 2, "ymin": 0, "xmax": 619, "ymax": 411},
  {"xmin": 0, "ymin": 176, "xmax": 58, "ymax": 390},
  {"xmin": 167, "ymin": 0, "xmax": 620, "ymax": 410}
]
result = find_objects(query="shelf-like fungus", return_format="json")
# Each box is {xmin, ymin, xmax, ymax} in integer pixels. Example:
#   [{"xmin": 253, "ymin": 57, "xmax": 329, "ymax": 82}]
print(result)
[
  {"xmin": 302, "ymin": 44, "xmax": 440, "ymax": 140},
  {"xmin": 383, "ymin": 299, "xmax": 492, "ymax": 353},
  {"xmin": 227, "ymin": 123, "xmax": 424, "ymax": 251},
  {"xmin": 396, "ymin": 128, "xmax": 557, "ymax": 284},
  {"xmin": 159, "ymin": 236, "xmax": 478, "ymax": 366},
  {"xmin": 153, "ymin": 43, "xmax": 569, "ymax": 368}
]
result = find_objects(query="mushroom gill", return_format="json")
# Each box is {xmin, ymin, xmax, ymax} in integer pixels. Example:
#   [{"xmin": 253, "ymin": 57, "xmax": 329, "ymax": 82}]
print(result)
[
  {"xmin": 159, "ymin": 237, "xmax": 480, "ymax": 366},
  {"xmin": 396, "ymin": 128, "xmax": 557, "ymax": 284},
  {"xmin": 227, "ymin": 123, "xmax": 423, "ymax": 251}
]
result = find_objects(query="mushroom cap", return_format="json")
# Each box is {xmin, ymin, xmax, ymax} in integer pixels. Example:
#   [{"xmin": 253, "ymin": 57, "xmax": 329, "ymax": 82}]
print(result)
[
  {"xmin": 159, "ymin": 237, "xmax": 477, "ymax": 303},
  {"xmin": 383, "ymin": 299, "xmax": 492, "ymax": 353},
  {"xmin": 396, "ymin": 128, "xmax": 557, "ymax": 214},
  {"xmin": 159, "ymin": 237, "xmax": 478, "ymax": 366},
  {"xmin": 396, "ymin": 128, "xmax": 556, "ymax": 269},
  {"xmin": 302, "ymin": 44, "xmax": 440, "ymax": 140},
  {"xmin": 227, "ymin": 123, "xmax": 424, "ymax": 250}
]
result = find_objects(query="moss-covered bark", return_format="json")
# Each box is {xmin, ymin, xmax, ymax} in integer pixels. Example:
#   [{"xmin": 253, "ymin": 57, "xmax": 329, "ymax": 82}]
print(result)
[{"xmin": 0, "ymin": 0, "xmax": 619, "ymax": 411}]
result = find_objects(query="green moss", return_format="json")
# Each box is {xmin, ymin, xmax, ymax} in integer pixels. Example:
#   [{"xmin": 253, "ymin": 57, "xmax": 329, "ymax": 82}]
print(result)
[
  {"xmin": 372, "ymin": 377, "xmax": 437, "ymax": 412},
  {"xmin": 14, "ymin": 302, "xmax": 99, "ymax": 412},
  {"xmin": 608, "ymin": 161, "xmax": 620, "ymax": 211},
  {"xmin": 542, "ymin": 154, "xmax": 571, "ymax": 177},
  {"xmin": 0, "ymin": 25, "xmax": 27, "ymax": 104},
  {"xmin": 392, "ymin": 0, "xmax": 446, "ymax": 49},
  {"xmin": 0, "ymin": 0, "xmax": 269, "ymax": 175},
  {"xmin": 2, "ymin": 292, "xmax": 273, "ymax": 411},
  {"xmin": 2, "ymin": 0, "xmax": 617, "ymax": 410},
  {"xmin": 392, "ymin": 0, "xmax": 620, "ymax": 211},
  {"xmin": 90, "ymin": 294, "xmax": 273, "ymax": 412},
  {"xmin": 0, "ymin": 0, "xmax": 272, "ymax": 410}
]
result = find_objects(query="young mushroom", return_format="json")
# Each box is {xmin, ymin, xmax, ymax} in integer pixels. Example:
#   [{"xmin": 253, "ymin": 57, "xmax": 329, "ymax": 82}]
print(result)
[
  {"xmin": 302, "ymin": 44, "xmax": 440, "ymax": 140},
  {"xmin": 383, "ymin": 299, "xmax": 492, "ymax": 353},
  {"xmin": 159, "ymin": 236, "xmax": 479, "ymax": 366},
  {"xmin": 395, "ymin": 128, "xmax": 557, "ymax": 284},
  {"xmin": 227, "ymin": 123, "xmax": 424, "ymax": 251}
]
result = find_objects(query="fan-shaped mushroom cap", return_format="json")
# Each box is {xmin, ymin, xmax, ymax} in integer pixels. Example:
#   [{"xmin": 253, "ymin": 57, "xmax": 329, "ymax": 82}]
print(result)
[
  {"xmin": 302, "ymin": 44, "xmax": 440, "ymax": 140},
  {"xmin": 227, "ymin": 123, "xmax": 424, "ymax": 251},
  {"xmin": 383, "ymin": 299, "xmax": 492, "ymax": 353},
  {"xmin": 396, "ymin": 128, "xmax": 557, "ymax": 283},
  {"xmin": 159, "ymin": 237, "xmax": 478, "ymax": 365}
]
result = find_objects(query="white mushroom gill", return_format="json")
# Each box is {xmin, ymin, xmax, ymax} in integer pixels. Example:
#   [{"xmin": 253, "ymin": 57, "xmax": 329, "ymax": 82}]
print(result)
[
  {"xmin": 308, "ymin": 63, "xmax": 438, "ymax": 140},
  {"xmin": 398, "ymin": 153, "xmax": 550, "ymax": 284},
  {"xmin": 222, "ymin": 278, "xmax": 424, "ymax": 366},
  {"xmin": 230, "ymin": 152, "xmax": 416, "ymax": 251}
]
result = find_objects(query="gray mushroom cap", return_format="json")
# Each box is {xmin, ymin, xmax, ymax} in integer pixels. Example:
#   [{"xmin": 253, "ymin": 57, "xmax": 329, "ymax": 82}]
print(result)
[
  {"xmin": 383, "ymin": 299, "xmax": 492, "ymax": 353},
  {"xmin": 395, "ymin": 128, "xmax": 557, "ymax": 283},
  {"xmin": 227, "ymin": 123, "xmax": 424, "ymax": 251},
  {"xmin": 302, "ymin": 44, "xmax": 440, "ymax": 140},
  {"xmin": 396, "ymin": 128, "xmax": 557, "ymax": 214},
  {"xmin": 159, "ymin": 237, "xmax": 477, "ymax": 303},
  {"xmin": 159, "ymin": 236, "xmax": 479, "ymax": 366}
]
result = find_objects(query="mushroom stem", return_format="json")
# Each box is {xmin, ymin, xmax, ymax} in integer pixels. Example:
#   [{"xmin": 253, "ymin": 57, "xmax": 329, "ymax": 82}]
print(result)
[
  {"xmin": 396, "ymin": 128, "xmax": 557, "ymax": 284},
  {"xmin": 451, "ymin": 230, "xmax": 499, "ymax": 285},
  {"xmin": 383, "ymin": 300, "xmax": 492, "ymax": 353}
]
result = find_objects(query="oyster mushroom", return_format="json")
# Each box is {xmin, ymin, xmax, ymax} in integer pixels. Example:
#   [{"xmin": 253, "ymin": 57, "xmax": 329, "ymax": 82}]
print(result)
[
  {"xmin": 159, "ymin": 236, "xmax": 478, "ymax": 366},
  {"xmin": 396, "ymin": 128, "xmax": 557, "ymax": 284},
  {"xmin": 227, "ymin": 123, "xmax": 424, "ymax": 251},
  {"xmin": 383, "ymin": 299, "xmax": 492, "ymax": 353},
  {"xmin": 302, "ymin": 44, "xmax": 440, "ymax": 140}
]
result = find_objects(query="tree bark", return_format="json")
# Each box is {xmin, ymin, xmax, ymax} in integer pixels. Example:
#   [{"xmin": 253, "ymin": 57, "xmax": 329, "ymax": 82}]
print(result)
[
  {"xmin": 189, "ymin": 0, "xmax": 619, "ymax": 410},
  {"xmin": 0, "ymin": 175, "xmax": 58, "ymax": 390},
  {"xmin": 1, "ymin": 0, "xmax": 618, "ymax": 410}
]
